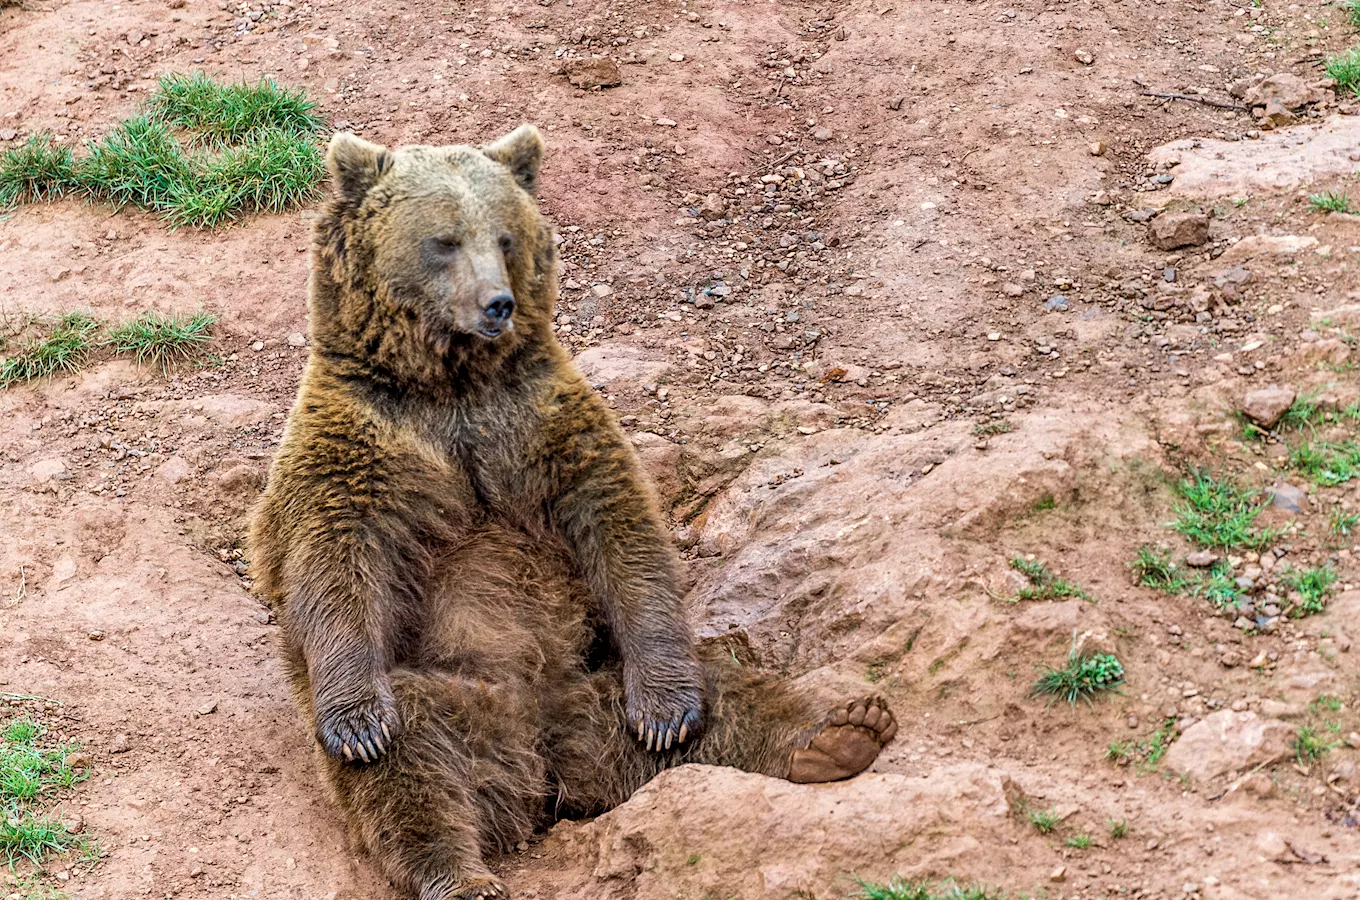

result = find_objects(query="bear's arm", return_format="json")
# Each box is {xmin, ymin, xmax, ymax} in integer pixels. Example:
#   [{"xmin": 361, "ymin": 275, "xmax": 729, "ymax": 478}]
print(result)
[
  {"xmin": 265, "ymin": 407, "xmax": 444, "ymax": 762},
  {"xmin": 535, "ymin": 380, "xmax": 706, "ymax": 750}
]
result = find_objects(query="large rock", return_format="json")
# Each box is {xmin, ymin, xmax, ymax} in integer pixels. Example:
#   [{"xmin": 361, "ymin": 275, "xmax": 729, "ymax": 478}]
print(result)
[
  {"xmin": 564, "ymin": 57, "xmax": 622, "ymax": 89},
  {"xmin": 1243, "ymin": 73, "xmax": 1324, "ymax": 112},
  {"xmin": 573, "ymin": 346, "xmax": 671, "ymax": 389},
  {"xmin": 1240, "ymin": 384, "xmax": 1295, "ymax": 429},
  {"xmin": 536, "ymin": 764, "xmax": 1029, "ymax": 900},
  {"xmin": 1217, "ymin": 234, "xmax": 1319, "ymax": 265},
  {"xmin": 1163, "ymin": 711, "xmax": 1294, "ymax": 781},
  {"xmin": 1149, "ymin": 212, "xmax": 1210, "ymax": 250}
]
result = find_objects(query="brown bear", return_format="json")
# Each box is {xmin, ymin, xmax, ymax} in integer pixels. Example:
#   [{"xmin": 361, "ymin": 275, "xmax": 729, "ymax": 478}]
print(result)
[{"xmin": 247, "ymin": 124, "xmax": 897, "ymax": 900}]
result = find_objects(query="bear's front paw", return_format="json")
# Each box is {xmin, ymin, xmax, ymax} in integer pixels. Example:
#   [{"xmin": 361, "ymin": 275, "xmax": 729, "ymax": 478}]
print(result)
[
  {"xmin": 316, "ymin": 688, "xmax": 401, "ymax": 765},
  {"xmin": 624, "ymin": 661, "xmax": 705, "ymax": 753}
]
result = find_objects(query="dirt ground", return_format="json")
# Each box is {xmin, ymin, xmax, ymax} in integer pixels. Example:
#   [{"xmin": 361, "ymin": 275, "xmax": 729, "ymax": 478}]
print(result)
[{"xmin": 4, "ymin": 0, "xmax": 1360, "ymax": 896}]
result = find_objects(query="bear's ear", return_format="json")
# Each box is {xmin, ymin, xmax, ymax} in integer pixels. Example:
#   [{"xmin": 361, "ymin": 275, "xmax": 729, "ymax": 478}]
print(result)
[
  {"xmin": 481, "ymin": 124, "xmax": 544, "ymax": 195},
  {"xmin": 326, "ymin": 132, "xmax": 391, "ymax": 207}
]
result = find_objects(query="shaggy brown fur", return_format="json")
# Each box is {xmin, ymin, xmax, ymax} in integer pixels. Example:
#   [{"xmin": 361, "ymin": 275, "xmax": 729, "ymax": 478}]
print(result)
[{"xmin": 248, "ymin": 124, "xmax": 898, "ymax": 900}]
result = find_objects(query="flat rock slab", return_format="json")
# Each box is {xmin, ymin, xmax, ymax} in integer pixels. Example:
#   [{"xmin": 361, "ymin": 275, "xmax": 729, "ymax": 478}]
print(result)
[
  {"xmin": 1147, "ymin": 115, "xmax": 1360, "ymax": 204},
  {"xmin": 1164, "ymin": 710, "xmax": 1293, "ymax": 781}
]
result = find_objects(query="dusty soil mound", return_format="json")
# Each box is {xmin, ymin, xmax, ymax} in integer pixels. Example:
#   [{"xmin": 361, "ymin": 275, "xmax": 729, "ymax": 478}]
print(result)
[{"xmin": 5, "ymin": 0, "xmax": 1360, "ymax": 896}]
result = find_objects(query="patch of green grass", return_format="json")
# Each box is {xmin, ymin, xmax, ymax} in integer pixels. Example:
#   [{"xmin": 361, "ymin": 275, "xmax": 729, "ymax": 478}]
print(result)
[
  {"xmin": 1346, "ymin": 0, "xmax": 1360, "ymax": 27},
  {"xmin": 1310, "ymin": 190, "xmax": 1355, "ymax": 214},
  {"xmin": 1294, "ymin": 724, "xmax": 1341, "ymax": 765},
  {"xmin": 1331, "ymin": 506, "xmax": 1360, "ymax": 537},
  {"xmin": 1008, "ymin": 557, "xmax": 1092, "ymax": 602},
  {"xmin": 106, "ymin": 310, "xmax": 217, "ymax": 373},
  {"xmin": 1311, "ymin": 694, "xmax": 1344, "ymax": 713},
  {"xmin": 0, "ymin": 135, "xmax": 78, "ymax": 207},
  {"xmin": 973, "ymin": 420, "xmax": 1013, "ymax": 437},
  {"xmin": 854, "ymin": 880, "xmax": 1004, "ymax": 900},
  {"xmin": 1108, "ymin": 819, "xmax": 1128, "ymax": 839},
  {"xmin": 1026, "ymin": 807, "xmax": 1061, "ymax": 834},
  {"xmin": 1194, "ymin": 562, "xmax": 1245, "ymax": 610},
  {"xmin": 9, "ymin": 873, "xmax": 72, "ymax": 900},
  {"xmin": 1171, "ymin": 469, "xmax": 1278, "ymax": 550},
  {"xmin": 1280, "ymin": 564, "xmax": 1338, "ymax": 616},
  {"xmin": 1289, "ymin": 440, "xmax": 1360, "ymax": 487},
  {"xmin": 0, "ymin": 312, "xmax": 100, "ymax": 387},
  {"xmin": 1131, "ymin": 546, "xmax": 1190, "ymax": 593},
  {"xmin": 0, "ymin": 717, "xmax": 92, "ymax": 867},
  {"xmin": 3, "ymin": 73, "xmax": 325, "ymax": 229},
  {"xmin": 147, "ymin": 71, "xmax": 324, "ymax": 146},
  {"xmin": 1326, "ymin": 47, "xmax": 1360, "ymax": 96},
  {"xmin": 1276, "ymin": 390, "xmax": 1324, "ymax": 432},
  {"xmin": 1031, "ymin": 651, "xmax": 1124, "ymax": 707},
  {"xmin": 1064, "ymin": 833, "xmax": 1092, "ymax": 850}
]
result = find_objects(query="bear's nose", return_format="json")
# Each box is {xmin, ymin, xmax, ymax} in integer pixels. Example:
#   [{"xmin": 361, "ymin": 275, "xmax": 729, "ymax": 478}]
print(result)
[{"xmin": 482, "ymin": 293, "xmax": 515, "ymax": 323}]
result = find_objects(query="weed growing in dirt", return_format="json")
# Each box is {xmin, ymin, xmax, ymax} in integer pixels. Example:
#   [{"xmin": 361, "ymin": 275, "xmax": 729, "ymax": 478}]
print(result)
[
  {"xmin": 1171, "ymin": 469, "xmax": 1277, "ymax": 550},
  {"xmin": 1326, "ymin": 48, "xmax": 1360, "ymax": 96},
  {"xmin": 0, "ymin": 717, "xmax": 91, "ymax": 866},
  {"xmin": 1347, "ymin": 0, "xmax": 1360, "ymax": 27},
  {"xmin": 0, "ymin": 135, "xmax": 78, "ymax": 206},
  {"xmin": 0, "ymin": 73, "xmax": 324, "ymax": 228},
  {"xmin": 1294, "ymin": 725, "xmax": 1341, "ymax": 765},
  {"xmin": 1064, "ymin": 834, "xmax": 1092, "ymax": 850},
  {"xmin": 1279, "ymin": 564, "xmax": 1338, "ymax": 616},
  {"xmin": 973, "ymin": 420, "xmax": 1013, "ymax": 437},
  {"xmin": 1276, "ymin": 391, "xmax": 1323, "ymax": 432},
  {"xmin": 1107, "ymin": 819, "xmax": 1128, "ymax": 839},
  {"xmin": 1032, "ymin": 493, "xmax": 1057, "ymax": 512},
  {"xmin": 106, "ymin": 311, "xmax": 217, "ymax": 373},
  {"xmin": 1008, "ymin": 557, "xmax": 1092, "ymax": 602},
  {"xmin": 1310, "ymin": 190, "xmax": 1355, "ymax": 214},
  {"xmin": 1331, "ymin": 507, "xmax": 1360, "ymax": 537},
  {"xmin": 1194, "ymin": 563, "xmax": 1245, "ymax": 609},
  {"xmin": 1026, "ymin": 808, "xmax": 1061, "ymax": 834},
  {"xmin": 9, "ymin": 873, "xmax": 72, "ymax": 900},
  {"xmin": 0, "ymin": 313, "xmax": 100, "ymax": 387},
  {"xmin": 1131, "ymin": 546, "xmax": 1190, "ymax": 593},
  {"xmin": 1289, "ymin": 440, "xmax": 1360, "ymax": 487},
  {"xmin": 855, "ymin": 879, "xmax": 1004, "ymax": 900},
  {"xmin": 1311, "ymin": 694, "xmax": 1344, "ymax": 713},
  {"xmin": 1031, "ymin": 651, "xmax": 1124, "ymax": 707}
]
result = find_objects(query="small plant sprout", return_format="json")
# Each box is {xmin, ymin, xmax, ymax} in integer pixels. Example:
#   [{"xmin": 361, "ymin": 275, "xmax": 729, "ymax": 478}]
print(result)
[
  {"xmin": 1294, "ymin": 725, "xmax": 1341, "ymax": 765},
  {"xmin": 1131, "ymin": 546, "xmax": 1188, "ymax": 593},
  {"xmin": 1309, "ymin": 190, "xmax": 1355, "ymax": 214},
  {"xmin": 1064, "ymin": 833, "xmax": 1093, "ymax": 850},
  {"xmin": 1331, "ymin": 506, "xmax": 1360, "ymax": 537},
  {"xmin": 1026, "ymin": 807, "xmax": 1061, "ymax": 834},
  {"xmin": 1008, "ymin": 557, "xmax": 1092, "ymax": 602},
  {"xmin": 1108, "ymin": 819, "xmax": 1129, "ymax": 839},
  {"xmin": 1280, "ymin": 564, "xmax": 1338, "ymax": 617},
  {"xmin": 1031, "ymin": 648, "xmax": 1125, "ymax": 707}
]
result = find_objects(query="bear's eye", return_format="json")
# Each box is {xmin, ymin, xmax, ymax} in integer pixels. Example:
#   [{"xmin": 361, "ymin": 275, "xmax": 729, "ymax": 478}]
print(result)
[
  {"xmin": 430, "ymin": 236, "xmax": 460, "ymax": 253},
  {"xmin": 498, "ymin": 233, "xmax": 514, "ymax": 255}
]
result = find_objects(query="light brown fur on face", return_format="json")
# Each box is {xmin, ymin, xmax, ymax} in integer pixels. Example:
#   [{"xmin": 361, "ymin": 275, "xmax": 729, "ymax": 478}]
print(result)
[{"xmin": 247, "ymin": 124, "xmax": 897, "ymax": 900}]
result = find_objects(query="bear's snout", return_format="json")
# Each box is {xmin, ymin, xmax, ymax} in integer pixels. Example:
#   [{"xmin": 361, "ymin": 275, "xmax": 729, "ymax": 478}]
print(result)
[{"xmin": 477, "ymin": 292, "xmax": 516, "ymax": 338}]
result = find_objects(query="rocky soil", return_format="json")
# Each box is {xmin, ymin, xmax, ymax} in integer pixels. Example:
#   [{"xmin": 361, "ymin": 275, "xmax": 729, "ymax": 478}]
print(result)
[{"xmin": 4, "ymin": 0, "xmax": 1360, "ymax": 897}]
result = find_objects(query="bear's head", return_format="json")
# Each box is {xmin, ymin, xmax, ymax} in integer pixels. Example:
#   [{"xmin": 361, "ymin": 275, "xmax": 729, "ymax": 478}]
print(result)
[{"xmin": 310, "ymin": 125, "xmax": 557, "ymax": 375}]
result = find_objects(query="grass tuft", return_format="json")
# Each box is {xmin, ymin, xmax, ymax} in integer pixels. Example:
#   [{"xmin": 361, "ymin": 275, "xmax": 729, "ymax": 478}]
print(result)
[
  {"xmin": 1326, "ymin": 48, "xmax": 1360, "ymax": 96},
  {"xmin": 1280, "ymin": 564, "xmax": 1338, "ymax": 617},
  {"xmin": 0, "ymin": 135, "xmax": 78, "ymax": 207},
  {"xmin": 1008, "ymin": 557, "xmax": 1092, "ymax": 602},
  {"xmin": 1108, "ymin": 819, "xmax": 1128, "ymax": 839},
  {"xmin": 1131, "ymin": 546, "xmax": 1189, "ymax": 593},
  {"xmin": 1171, "ymin": 469, "xmax": 1277, "ymax": 550},
  {"xmin": 1310, "ymin": 190, "xmax": 1354, "ymax": 214},
  {"xmin": 855, "ymin": 879, "xmax": 1004, "ymax": 900},
  {"xmin": 1289, "ymin": 440, "xmax": 1360, "ymax": 487},
  {"xmin": 106, "ymin": 310, "xmax": 216, "ymax": 373},
  {"xmin": 1294, "ymin": 724, "xmax": 1341, "ymax": 765},
  {"xmin": 0, "ymin": 313, "xmax": 100, "ymax": 387},
  {"xmin": 1026, "ymin": 807, "xmax": 1061, "ymax": 834},
  {"xmin": 1194, "ymin": 563, "xmax": 1245, "ymax": 609},
  {"xmin": 0, "ymin": 716, "xmax": 91, "ymax": 867},
  {"xmin": 973, "ymin": 420, "xmax": 1013, "ymax": 437},
  {"xmin": 1031, "ymin": 650, "xmax": 1124, "ymax": 707},
  {"xmin": 2, "ymin": 73, "xmax": 325, "ymax": 228},
  {"xmin": 1276, "ymin": 390, "xmax": 1323, "ymax": 432},
  {"xmin": 148, "ymin": 71, "xmax": 324, "ymax": 146},
  {"xmin": 1064, "ymin": 833, "xmax": 1092, "ymax": 850},
  {"xmin": 1348, "ymin": 0, "xmax": 1360, "ymax": 26},
  {"xmin": 1331, "ymin": 506, "xmax": 1360, "ymax": 537}
]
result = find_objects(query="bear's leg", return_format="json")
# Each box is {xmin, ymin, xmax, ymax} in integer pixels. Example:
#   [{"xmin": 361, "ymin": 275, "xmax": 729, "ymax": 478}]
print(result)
[
  {"xmin": 543, "ymin": 650, "xmax": 898, "ymax": 816},
  {"xmin": 320, "ymin": 669, "xmax": 546, "ymax": 900}
]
